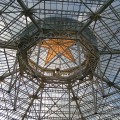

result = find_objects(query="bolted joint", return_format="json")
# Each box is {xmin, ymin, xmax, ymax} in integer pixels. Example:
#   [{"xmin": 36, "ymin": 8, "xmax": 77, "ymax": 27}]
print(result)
[
  {"xmin": 72, "ymin": 96, "xmax": 79, "ymax": 101},
  {"xmin": 29, "ymin": 94, "xmax": 39, "ymax": 99},
  {"xmin": 0, "ymin": 76, "xmax": 5, "ymax": 82},
  {"xmin": 90, "ymin": 14, "xmax": 101, "ymax": 21},
  {"xmin": 33, "ymin": 74, "xmax": 38, "ymax": 78},
  {"xmin": 107, "ymin": 81, "xmax": 114, "ymax": 87},
  {"xmin": 21, "ymin": 9, "xmax": 33, "ymax": 16}
]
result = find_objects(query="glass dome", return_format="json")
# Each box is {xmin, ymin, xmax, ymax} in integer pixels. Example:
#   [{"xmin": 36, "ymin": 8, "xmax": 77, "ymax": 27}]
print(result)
[
  {"xmin": 0, "ymin": 0, "xmax": 120, "ymax": 120},
  {"xmin": 17, "ymin": 17, "xmax": 98, "ymax": 80}
]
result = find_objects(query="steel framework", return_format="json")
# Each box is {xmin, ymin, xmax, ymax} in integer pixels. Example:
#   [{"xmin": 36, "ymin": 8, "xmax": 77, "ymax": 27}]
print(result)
[{"xmin": 0, "ymin": 0, "xmax": 120, "ymax": 120}]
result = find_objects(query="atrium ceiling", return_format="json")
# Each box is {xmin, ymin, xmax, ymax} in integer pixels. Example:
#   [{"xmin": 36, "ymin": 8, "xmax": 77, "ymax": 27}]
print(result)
[{"xmin": 0, "ymin": 0, "xmax": 120, "ymax": 120}]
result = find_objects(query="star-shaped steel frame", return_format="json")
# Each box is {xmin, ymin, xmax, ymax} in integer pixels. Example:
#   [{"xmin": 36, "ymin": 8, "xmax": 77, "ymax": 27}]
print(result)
[{"xmin": 40, "ymin": 39, "xmax": 76, "ymax": 65}]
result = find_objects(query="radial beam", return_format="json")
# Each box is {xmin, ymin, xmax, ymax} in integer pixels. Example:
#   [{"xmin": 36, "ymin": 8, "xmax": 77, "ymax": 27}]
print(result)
[
  {"xmin": 21, "ymin": 81, "xmax": 44, "ymax": 120},
  {"xmin": 78, "ymin": 0, "xmax": 114, "ymax": 34},
  {"xmin": 70, "ymin": 88, "xmax": 85, "ymax": 120},
  {"xmin": 0, "ymin": 40, "xmax": 16, "ymax": 49},
  {"xmin": 0, "ymin": 69, "xmax": 19, "ymax": 81},
  {"xmin": 94, "ymin": 73, "xmax": 120, "ymax": 91},
  {"xmin": 17, "ymin": 0, "xmax": 42, "ymax": 32},
  {"xmin": 99, "ymin": 50, "xmax": 120, "ymax": 55}
]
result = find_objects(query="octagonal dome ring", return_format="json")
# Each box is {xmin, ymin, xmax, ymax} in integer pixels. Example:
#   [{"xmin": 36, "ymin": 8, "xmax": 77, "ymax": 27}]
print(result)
[{"xmin": 17, "ymin": 17, "xmax": 99, "ymax": 83}]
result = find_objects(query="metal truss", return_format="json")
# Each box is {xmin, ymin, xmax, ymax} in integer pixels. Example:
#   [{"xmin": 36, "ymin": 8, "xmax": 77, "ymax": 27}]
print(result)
[{"xmin": 0, "ymin": 0, "xmax": 120, "ymax": 120}]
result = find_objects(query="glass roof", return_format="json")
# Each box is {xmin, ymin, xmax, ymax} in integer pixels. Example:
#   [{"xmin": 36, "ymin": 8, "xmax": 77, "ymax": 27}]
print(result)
[{"xmin": 0, "ymin": 0, "xmax": 120, "ymax": 120}]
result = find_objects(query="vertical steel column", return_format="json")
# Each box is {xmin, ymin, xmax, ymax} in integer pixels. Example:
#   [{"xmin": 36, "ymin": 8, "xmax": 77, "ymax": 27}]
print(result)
[
  {"xmin": 21, "ymin": 81, "xmax": 44, "ymax": 120},
  {"xmin": 70, "ymin": 88, "xmax": 85, "ymax": 120},
  {"xmin": 68, "ymin": 85, "xmax": 71, "ymax": 120}
]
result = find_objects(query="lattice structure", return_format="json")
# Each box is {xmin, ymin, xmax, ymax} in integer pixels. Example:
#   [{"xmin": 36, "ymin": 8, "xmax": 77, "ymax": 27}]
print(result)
[{"xmin": 0, "ymin": 0, "xmax": 120, "ymax": 120}]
